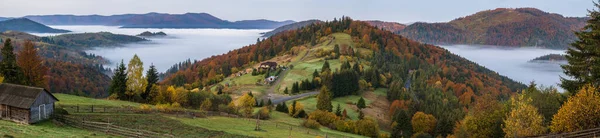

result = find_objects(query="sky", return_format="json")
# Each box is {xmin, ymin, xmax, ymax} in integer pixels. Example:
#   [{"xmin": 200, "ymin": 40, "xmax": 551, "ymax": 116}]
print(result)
[{"xmin": 0, "ymin": 0, "xmax": 595, "ymax": 23}]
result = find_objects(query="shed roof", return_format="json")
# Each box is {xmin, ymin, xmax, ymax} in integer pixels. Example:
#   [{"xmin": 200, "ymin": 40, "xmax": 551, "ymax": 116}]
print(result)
[{"xmin": 0, "ymin": 83, "xmax": 58, "ymax": 109}]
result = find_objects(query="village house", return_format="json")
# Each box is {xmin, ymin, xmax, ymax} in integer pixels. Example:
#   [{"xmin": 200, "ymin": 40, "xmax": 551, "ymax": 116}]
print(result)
[
  {"xmin": 0, "ymin": 83, "xmax": 59, "ymax": 124},
  {"xmin": 259, "ymin": 61, "xmax": 278, "ymax": 70}
]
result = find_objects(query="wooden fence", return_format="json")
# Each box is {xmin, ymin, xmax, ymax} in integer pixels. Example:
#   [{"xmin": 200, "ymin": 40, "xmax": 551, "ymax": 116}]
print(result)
[
  {"xmin": 532, "ymin": 127, "xmax": 600, "ymax": 138},
  {"xmin": 54, "ymin": 115, "xmax": 175, "ymax": 138},
  {"xmin": 56, "ymin": 104, "xmax": 239, "ymax": 118}
]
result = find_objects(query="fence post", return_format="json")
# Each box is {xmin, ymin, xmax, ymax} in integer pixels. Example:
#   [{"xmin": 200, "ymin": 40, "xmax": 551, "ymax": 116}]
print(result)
[
  {"xmin": 106, "ymin": 118, "xmax": 110, "ymax": 134},
  {"xmin": 76, "ymin": 104, "xmax": 79, "ymax": 113},
  {"xmin": 91, "ymin": 105, "xmax": 94, "ymax": 113}
]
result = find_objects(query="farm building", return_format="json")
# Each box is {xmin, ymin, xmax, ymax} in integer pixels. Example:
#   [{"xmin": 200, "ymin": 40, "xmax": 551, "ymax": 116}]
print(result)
[
  {"xmin": 259, "ymin": 61, "xmax": 278, "ymax": 70},
  {"xmin": 0, "ymin": 83, "xmax": 59, "ymax": 124}
]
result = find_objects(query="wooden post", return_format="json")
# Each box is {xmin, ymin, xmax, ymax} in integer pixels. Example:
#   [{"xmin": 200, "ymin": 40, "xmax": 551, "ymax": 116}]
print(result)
[
  {"xmin": 254, "ymin": 113, "xmax": 260, "ymax": 131},
  {"xmin": 91, "ymin": 105, "xmax": 94, "ymax": 113},
  {"xmin": 76, "ymin": 104, "xmax": 79, "ymax": 113},
  {"xmin": 106, "ymin": 118, "xmax": 110, "ymax": 134}
]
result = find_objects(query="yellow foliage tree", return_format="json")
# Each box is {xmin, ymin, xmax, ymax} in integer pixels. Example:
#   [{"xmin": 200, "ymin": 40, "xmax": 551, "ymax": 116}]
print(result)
[
  {"xmin": 502, "ymin": 94, "xmax": 546, "ymax": 137},
  {"xmin": 551, "ymin": 84, "xmax": 600, "ymax": 133},
  {"xmin": 236, "ymin": 93, "xmax": 256, "ymax": 117},
  {"xmin": 411, "ymin": 112, "xmax": 437, "ymax": 134}
]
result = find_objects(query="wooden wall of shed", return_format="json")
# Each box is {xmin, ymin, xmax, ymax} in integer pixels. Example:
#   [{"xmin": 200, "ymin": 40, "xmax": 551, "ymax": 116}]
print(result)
[
  {"xmin": 30, "ymin": 103, "xmax": 54, "ymax": 123},
  {"xmin": 4, "ymin": 106, "xmax": 30, "ymax": 124},
  {"xmin": 31, "ymin": 90, "xmax": 57, "ymax": 107}
]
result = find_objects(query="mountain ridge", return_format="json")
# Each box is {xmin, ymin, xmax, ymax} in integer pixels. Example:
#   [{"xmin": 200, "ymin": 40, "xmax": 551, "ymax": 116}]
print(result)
[
  {"xmin": 0, "ymin": 18, "xmax": 71, "ymax": 33},
  {"xmin": 22, "ymin": 12, "xmax": 295, "ymax": 29}
]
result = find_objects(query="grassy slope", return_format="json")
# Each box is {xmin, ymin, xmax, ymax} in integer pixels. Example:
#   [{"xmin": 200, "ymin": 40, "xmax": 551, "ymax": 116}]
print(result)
[
  {"xmin": 0, "ymin": 120, "xmax": 113, "ymax": 138},
  {"xmin": 52, "ymin": 92, "xmax": 364, "ymax": 138}
]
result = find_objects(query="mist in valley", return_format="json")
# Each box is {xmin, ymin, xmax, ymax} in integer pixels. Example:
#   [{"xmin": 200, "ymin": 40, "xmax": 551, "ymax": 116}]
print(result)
[{"xmin": 440, "ymin": 45, "xmax": 567, "ymax": 90}]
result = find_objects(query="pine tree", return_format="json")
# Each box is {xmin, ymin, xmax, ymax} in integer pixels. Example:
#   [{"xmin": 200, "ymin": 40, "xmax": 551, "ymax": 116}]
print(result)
[
  {"xmin": 353, "ymin": 62, "xmax": 361, "ymax": 74},
  {"xmin": 0, "ymin": 39, "xmax": 25, "ymax": 84},
  {"xmin": 217, "ymin": 87, "xmax": 223, "ymax": 94},
  {"xmin": 321, "ymin": 60, "xmax": 331, "ymax": 73},
  {"xmin": 109, "ymin": 60, "xmax": 128, "ymax": 99},
  {"xmin": 284, "ymin": 87, "xmax": 289, "ymax": 94},
  {"xmin": 358, "ymin": 109, "xmax": 365, "ymax": 119},
  {"xmin": 317, "ymin": 86, "xmax": 333, "ymax": 112},
  {"xmin": 143, "ymin": 64, "xmax": 159, "ymax": 100},
  {"xmin": 267, "ymin": 99, "xmax": 272, "ymax": 107},
  {"xmin": 357, "ymin": 97, "xmax": 366, "ymax": 109},
  {"xmin": 313, "ymin": 69, "xmax": 319, "ymax": 78},
  {"xmin": 126, "ymin": 54, "xmax": 146, "ymax": 100},
  {"xmin": 334, "ymin": 44, "xmax": 340, "ymax": 58},
  {"xmin": 561, "ymin": 3, "xmax": 600, "ymax": 94},
  {"xmin": 17, "ymin": 40, "xmax": 47, "ymax": 87},
  {"xmin": 292, "ymin": 82, "xmax": 300, "ymax": 94},
  {"xmin": 335, "ymin": 104, "xmax": 342, "ymax": 116}
]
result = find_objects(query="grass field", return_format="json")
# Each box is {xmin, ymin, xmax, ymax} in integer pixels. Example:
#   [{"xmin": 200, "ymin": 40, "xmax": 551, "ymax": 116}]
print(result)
[
  {"xmin": 0, "ymin": 120, "xmax": 113, "ymax": 138},
  {"xmin": 55, "ymin": 93, "xmax": 143, "ymax": 107}
]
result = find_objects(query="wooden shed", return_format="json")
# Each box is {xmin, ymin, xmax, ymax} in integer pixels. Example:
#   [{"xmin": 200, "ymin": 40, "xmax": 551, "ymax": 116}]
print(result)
[{"xmin": 0, "ymin": 83, "xmax": 59, "ymax": 124}]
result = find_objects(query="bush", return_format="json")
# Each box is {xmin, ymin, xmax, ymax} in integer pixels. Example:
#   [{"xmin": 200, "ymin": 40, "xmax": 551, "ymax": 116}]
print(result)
[
  {"xmin": 139, "ymin": 104, "xmax": 153, "ymax": 112},
  {"xmin": 255, "ymin": 107, "xmax": 271, "ymax": 120},
  {"xmin": 303, "ymin": 119, "xmax": 321, "ymax": 129},
  {"xmin": 308, "ymin": 110, "xmax": 338, "ymax": 126}
]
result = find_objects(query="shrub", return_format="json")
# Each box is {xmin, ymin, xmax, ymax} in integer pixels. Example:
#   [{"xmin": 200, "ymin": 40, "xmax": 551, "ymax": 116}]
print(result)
[
  {"xmin": 303, "ymin": 119, "xmax": 321, "ymax": 129},
  {"xmin": 54, "ymin": 107, "xmax": 69, "ymax": 115},
  {"xmin": 139, "ymin": 104, "xmax": 153, "ymax": 112},
  {"xmin": 255, "ymin": 107, "xmax": 271, "ymax": 120},
  {"xmin": 308, "ymin": 110, "xmax": 338, "ymax": 126}
]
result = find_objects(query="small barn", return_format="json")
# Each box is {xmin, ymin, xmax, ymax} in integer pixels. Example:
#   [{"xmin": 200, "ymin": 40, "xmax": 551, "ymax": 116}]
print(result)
[
  {"xmin": 259, "ymin": 62, "xmax": 278, "ymax": 70},
  {"xmin": 0, "ymin": 83, "xmax": 59, "ymax": 124}
]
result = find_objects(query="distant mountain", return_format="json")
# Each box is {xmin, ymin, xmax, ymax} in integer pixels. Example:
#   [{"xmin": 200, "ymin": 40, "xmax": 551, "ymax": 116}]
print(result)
[
  {"xmin": 530, "ymin": 54, "xmax": 567, "ymax": 62},
  {"xmin": 42, "ymin": 32, "xmax": 147, "ymax": 49},
  {"xmin": 24, "ymin": 14, "xmax": 137, "ymax": 25},
  {"xmin": 137, "ymin": 31, "xmax": 167, "ymax": 37},
  {"xmin": 0, "ymin": 18, "xmax": 70, "ymax": 33},
  {"xmin": 398, "ymin": 8, "xmax": 588, "ymax": 49},
  {"xmin": 115, "ymin": 13, "xmax": 294, "ymax": 29},
  {"xmin": 24, "ymin": 12, "xmax": 294, "ymax": 29},
  {"xmin": 364, "ymin": 20, "xmax": 406, "ymax": 33},
  {"xmin": 0, "ymin": 17, "xmax": 8, "ymax": 21},
  {"xmin": 261, "ymin": 20, "xmax": 323, "ymax": 37}
]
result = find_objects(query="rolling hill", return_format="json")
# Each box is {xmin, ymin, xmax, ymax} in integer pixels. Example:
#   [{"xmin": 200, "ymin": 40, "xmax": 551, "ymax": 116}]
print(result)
[
  {"xmin": 24, "ymin": 13, "xmax": 295, "ymax": 29},
  {"xmin": 160, "ymin": 17, "xmax": 526, "ymax": 137},
  {"xmin": 398, "ymin": 8, "xmax": 587, "ymax": 49},
  {"xmin": 0, "ymin": 18, "xmax": 71, "ymax": 33}
]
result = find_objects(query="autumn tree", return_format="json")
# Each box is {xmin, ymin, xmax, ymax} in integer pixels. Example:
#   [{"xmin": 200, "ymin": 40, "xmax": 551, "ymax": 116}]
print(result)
[
  {"xmin": 236, "ymin": 92, "xmax": 256, "ymax": 117},
  {"xmin": 109, "ymin": 60, "xmax": 128, "ymax": 100},
  {"xmin": 17, "ymin": 40, "xmax": 47, "ymax": 87},
  {"xmin": 561, "ymin": 2, "xmax": 600, "ymax": 94},
  {"xmin": 454, "ymin": 94, "xmax": 507, "ymax": 138},
  {"xmin": 503, "ymin": 94, "xmax": 546, "ymax": 137},
  {"xmin": 200, "ymin": 98, "xmax": 212, "ymax": 111},
  {"xmin": 126, "ymin": 54, "xmax": 146, "ymax": 100},
  {"xmin": 143, "ymin": 64, "xmax": 159, "ymax": 100},
  {"xmin": 317, "ymin": 86, "xmax": 333, "ymax": 112},
  {"xmin": 411, "ymin": 112, "xmax": 437, "ymax": 134},
  {"xmin": 0, "ymin": 38, "xmax": 25, "ymax": 84},
  {"xmin": 551, "ymin": 84, "xmax": 600, "ymax": 133}
]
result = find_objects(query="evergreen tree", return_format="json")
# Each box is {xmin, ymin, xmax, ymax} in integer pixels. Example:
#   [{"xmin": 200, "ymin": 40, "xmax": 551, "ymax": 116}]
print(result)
[
  {"xmin": 358, "ymin": 109, "xmax": 365, "ymax": 119},
  {"xmin": 0, "ymin": 39, "xmax": 25, "ymax": 84},
  {"xmin": 267, "ymin": 99, "xmax": 272, "ymax": 107},
  {"xmin": 561, "ymin": 4, "xmax": 600, "ymax": 94},
  {"xmin": 321, "ymin": 60, "xmax": 331, "ymax": 73},
  {"xmin": 259, "ymin": 99, "xmax": 265, "ymax": 107},
  {"xmin": 313, "ymin": 69, "xmax": 320, "ymax": 78},
  {"xmin": 341, "ymin": 61, "xmax": 351, "ymax": 70},
  {"xmin": 217, "ymin": 87, "xmax": 223, "ymax": 95},
  {"xmin": 109, "ymin": 60, "xmax": 128, "ymax": 99},
  {"xmin": 357, "ymin": 97, "xmax": 366, "ymax": 109},
  {"xmin": 391, "ymin": 110, "xmax": 413, "ymax": 138},
  {"xmin": 317, "ymin": 86, "xmax": 333, "ymax": 112},
  {"xmin": 292, "ymin": 82, "xmax": 300, "ymax": 94},
  {"xmin": 143, "ymin": 64, "xmax": 159, "ymax": 100},
  {"xmin": 334, "ymin": 44, "xmax": 340, "ymax": 58},
  {"xmin": 335, "ymin": 104, "xmax": 342, "ymax": 116},
  {"xmin": 284, "ymin": 87, "xmax": 289, "ymax": 94},
  {"xmin": 17, "ymin": 40, "xmax": 47, "ymax": 87},
  {"xmin": 353, "ymin": 62, "xmax": 361, "ymax": 74}
]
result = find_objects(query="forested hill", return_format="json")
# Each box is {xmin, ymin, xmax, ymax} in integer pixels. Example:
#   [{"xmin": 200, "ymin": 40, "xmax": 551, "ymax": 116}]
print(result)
[
  {"xmin": 163, "ymin": 17, "xmax": 525, "ymax": 103},
  {"xmin": 0, "ymin": 18, "xmax": 71, "ymax": 33},
  {"xmin": 0, "ymin": 31, "xmax": 147, "ymax": 97},
  {"xmin": 398, "ymin": 8, "xmax": 587, "ymax": 49},
  {"xmin": 261, "ymin": 20, "xmax": 323, "ymax": 37}
]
